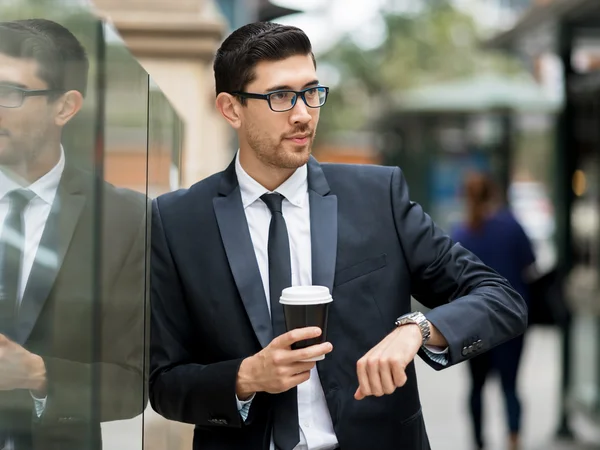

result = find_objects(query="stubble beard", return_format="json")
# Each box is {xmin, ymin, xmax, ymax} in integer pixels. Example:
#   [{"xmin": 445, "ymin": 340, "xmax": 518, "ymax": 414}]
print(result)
[{"xmin": 247, "ymin": 125, "xmax": 314, "ymax": 170}]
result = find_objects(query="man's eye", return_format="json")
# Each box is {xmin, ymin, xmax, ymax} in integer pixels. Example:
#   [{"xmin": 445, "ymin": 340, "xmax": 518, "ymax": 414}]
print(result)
[{"xmin": 271, "ymin": 92, "xmax": 293, "ymax": 102}]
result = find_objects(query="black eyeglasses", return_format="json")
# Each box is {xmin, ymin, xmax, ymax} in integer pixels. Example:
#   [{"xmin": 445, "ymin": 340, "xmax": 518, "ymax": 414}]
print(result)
[
  {"xmin": 0, "ymin": 85, "xmax": 65, "ymax": 108},
  {"xmin": 232, "ymin": 86, "xmax": 329, "ymax": 112}
]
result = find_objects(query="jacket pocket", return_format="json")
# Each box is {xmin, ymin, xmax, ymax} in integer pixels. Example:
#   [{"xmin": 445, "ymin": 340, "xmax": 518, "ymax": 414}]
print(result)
[{"xmin": 334, "ymin": 254, "xmax": 387, "ymax": 287}]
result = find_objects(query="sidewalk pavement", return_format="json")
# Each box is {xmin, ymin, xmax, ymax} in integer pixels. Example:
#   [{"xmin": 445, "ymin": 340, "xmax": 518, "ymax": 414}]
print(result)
[{"xmin": 416, "ymin": 327, "xmax": 600, "ymax": 450}]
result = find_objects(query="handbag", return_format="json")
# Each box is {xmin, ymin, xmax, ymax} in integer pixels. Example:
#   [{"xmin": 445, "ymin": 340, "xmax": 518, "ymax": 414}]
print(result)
[{"xmin": 527, "ymin": 268, "xmax": 571, "ymax": 327}]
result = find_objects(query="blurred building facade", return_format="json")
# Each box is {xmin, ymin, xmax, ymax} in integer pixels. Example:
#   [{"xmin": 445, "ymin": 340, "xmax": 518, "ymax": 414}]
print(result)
[
  {"xmin": 488, "ymin": 0, "xmax": 600, "ymax": 440},
  {"xmin": 92, "ymin": 0, "xmax": 304, "ymax": 190}
]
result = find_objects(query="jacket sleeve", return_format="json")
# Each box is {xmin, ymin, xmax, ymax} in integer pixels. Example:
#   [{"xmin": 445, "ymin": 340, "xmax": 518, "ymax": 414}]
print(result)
[
  {"xmin": 149, "ymin": 198, "xmax": 245, "ymax": 429},
  {"xmin": 389, "ymin": 167, "xmax": 528, "ymax": 370}
]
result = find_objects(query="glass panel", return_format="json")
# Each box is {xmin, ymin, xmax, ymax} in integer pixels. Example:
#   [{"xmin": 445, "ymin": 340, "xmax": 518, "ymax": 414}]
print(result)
[
  {"xmin": 147, "ymin": 78, "xmax": 183, "ymax": 198},
  {"xmin": 0, "ymin": 0, "xmax": 172, "ymax": 448},
  {"xmin": 99, "ymin": 20, "xmax": 149, "ymax": 450}
]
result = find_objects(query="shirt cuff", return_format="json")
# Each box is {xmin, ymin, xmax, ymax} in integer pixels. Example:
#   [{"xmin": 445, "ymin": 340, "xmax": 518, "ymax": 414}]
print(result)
[
  {"xmin": 424, "ymin": 345, "xmax": 448, "ymax": 354},
  {"xmin": 236, "ymin": 394, "xmax": 255, "ymax": 422},
  {"xmin": 422, "ymin": 345, "xmax": 449, "ymax": 366},
  {"xmin": 30, "ymin": 392, "xmax": 47, "ymax": 418}
]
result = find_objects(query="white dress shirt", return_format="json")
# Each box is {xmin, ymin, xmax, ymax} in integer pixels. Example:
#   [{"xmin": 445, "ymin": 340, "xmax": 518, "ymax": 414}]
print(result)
[
  {"xmin": 235, "ymin": 152, "xmax": 339, "ymax": 450},
  {"xmin": 0, "ymin": 148, "xmax": 65, "ymax": 428}
]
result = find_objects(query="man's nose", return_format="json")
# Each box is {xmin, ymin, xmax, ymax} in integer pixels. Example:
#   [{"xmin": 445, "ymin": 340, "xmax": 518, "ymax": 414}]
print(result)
[{"xmin": 289, "ymin": 97, "xmax": 312, "ymax": 124}]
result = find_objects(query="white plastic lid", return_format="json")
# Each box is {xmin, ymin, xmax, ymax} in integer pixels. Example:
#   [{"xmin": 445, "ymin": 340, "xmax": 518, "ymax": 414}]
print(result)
[{"xmin": 279, "ymin": 285, "xmax": 333, "ymax": 305}]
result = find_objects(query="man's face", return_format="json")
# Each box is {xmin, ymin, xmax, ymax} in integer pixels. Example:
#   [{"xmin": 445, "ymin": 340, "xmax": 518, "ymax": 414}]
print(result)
[
  {"xmin": 0, "ymin": 53, "xmax": 57, "ymax": 168},
  {"xmin": 239, "ymin": 54, "xmax": 321, "ymax": 170}
]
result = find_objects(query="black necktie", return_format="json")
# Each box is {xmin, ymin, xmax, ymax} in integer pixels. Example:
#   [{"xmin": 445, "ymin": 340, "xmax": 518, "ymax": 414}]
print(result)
[
  {"xmin": 261, "ymin": 193, "xmax": 299, "ymax": 450},
  {"xmin": 0, "ymin": 189, "xmax": 34, "ymax": 340}
]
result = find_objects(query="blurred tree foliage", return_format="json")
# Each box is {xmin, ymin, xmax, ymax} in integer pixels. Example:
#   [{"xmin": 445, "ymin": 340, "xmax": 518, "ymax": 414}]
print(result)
[{"xmin": 316, "ymin": 0, "xmax": 522, "ymax": 142}]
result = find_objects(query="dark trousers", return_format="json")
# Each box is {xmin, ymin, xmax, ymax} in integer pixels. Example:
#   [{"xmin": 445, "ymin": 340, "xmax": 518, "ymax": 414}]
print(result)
[{"xmin": 468, "ymin": 334, "xmax": 525, "ymax": 449}]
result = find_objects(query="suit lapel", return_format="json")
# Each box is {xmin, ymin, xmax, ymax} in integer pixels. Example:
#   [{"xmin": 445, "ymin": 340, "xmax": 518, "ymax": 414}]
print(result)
[
  {"xmin": 16, "ymin": 167, "xmax": 85, "ymax": 345},
  {"xmin": 307, "ymin": 158, "xmax": 337, "ymax": 293},
  {"xmin": 213, "ymin": 159, "xmax": 273, "ymax": 348},
  {"xmin": 307, "ymin": 158, "xmax": 339, "ymax": 387}
]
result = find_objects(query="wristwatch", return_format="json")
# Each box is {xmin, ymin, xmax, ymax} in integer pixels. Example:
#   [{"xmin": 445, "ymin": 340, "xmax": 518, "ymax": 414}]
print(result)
[{"xmin": 395, "ymin": 311, "xmax": 431, "ymax": 346}]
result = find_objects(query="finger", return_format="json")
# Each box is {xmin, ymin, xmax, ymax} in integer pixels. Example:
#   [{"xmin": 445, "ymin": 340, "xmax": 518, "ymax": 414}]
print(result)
[
  {"xmin": 283, "ymin": 371, "xmax": 312, "ymax": 392},
  {"xmin": 379, "ymin": 359, "xmax": 396, "ymax": 395},
  {"xmin": 366, "ymin": 357, "xmax": 384, "ymax": 397},
  {"xmin": 273, "ymin": 327, "xmax": 322, "ymax": 348},
  {"xmin": 356, "ymin": 356, "xmax": 371, "ymax": 398},
  {"xmin": 289, "ymin": 342, "xmax": 333, "ymax": 363},
  {"xmin": 290, "ymin": 361, "xmax": 317, "ymax": 375},
  {"xmin": 354, "ymin": 387, "xmax": 365, "ymax": 400},
  {"xmin": 391, "ymin": 359, "xmax": 407, "ymax": 387}
]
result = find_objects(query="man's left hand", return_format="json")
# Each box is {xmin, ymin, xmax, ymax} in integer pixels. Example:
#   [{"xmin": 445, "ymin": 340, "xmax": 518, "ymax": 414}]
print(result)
[
  {"xmin": 0, "ymin": 334, "xmax": 46, "ymax": 393},
  {"xmin": 355, "ymin": 324, "xmax": 422, "ymax": 400}
]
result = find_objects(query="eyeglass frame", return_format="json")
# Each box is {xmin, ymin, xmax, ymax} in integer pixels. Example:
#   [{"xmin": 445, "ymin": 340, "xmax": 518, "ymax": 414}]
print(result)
[
  {"xmin": 0, "ymin": 85, "xmax": 66, "ymax": 108},
  {"xmin": 231, "ymin": 86, "xmax": 329, "ymax": 112}
]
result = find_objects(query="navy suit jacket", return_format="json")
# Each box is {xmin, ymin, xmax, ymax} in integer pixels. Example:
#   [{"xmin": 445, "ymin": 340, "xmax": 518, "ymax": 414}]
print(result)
[{"xmin": 149, "ymin": 157, "xmax": 527, "ymax": 450}]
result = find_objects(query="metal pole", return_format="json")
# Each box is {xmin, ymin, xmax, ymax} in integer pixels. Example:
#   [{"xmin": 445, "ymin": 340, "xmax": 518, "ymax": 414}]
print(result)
[{"xmin": 555, "ymin": 20, "xmax": 574, "ymax": 440}]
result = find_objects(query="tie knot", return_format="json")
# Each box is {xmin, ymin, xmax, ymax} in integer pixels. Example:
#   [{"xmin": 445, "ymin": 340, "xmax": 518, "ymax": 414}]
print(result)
[
  {"xmin": 7, "ymin": 188, "xmax": 34, "ymax": 213},
  {"xmin": 261, "ymin": 193, "xmax": 285, "ymax": 214}
]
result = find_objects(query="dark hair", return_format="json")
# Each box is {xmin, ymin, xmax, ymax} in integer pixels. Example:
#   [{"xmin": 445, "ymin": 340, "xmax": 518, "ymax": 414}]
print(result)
[
  {"xmin": 0, "ymin": 19, "xmax": 89, "ymax": 97},
  {"xmin": 464, "ymin": 171, "xmax": 496, "ymax": 231},
  {"xmin": 213, "ymin": 22, "xmax": 315, "ymax": 99}
]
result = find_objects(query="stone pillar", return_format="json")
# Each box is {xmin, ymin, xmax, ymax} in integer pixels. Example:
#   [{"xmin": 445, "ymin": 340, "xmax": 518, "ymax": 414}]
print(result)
[{"xmin": 94, "ymin": 0, "xmax": 231, "ymax": 188}]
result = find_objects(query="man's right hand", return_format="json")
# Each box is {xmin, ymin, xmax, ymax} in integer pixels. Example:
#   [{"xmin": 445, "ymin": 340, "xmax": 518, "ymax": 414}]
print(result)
[{"xmin": 236, "ymin": 327, "xmax": 333, "ymax": 400}]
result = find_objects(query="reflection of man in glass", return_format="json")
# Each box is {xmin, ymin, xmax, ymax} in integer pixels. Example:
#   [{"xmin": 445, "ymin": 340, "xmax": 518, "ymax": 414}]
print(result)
[{"xmin": 0, "ymin": 20, "xmax": 146, "ymax": 450}]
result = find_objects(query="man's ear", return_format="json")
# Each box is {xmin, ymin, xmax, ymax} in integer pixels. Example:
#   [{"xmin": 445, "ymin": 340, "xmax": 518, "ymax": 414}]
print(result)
[
  {"xmin": 53, "ymin": 90, "xmax": 83, "ymax": 127},
  {"xmin": 216, "ymin": 93, "xmax": 243, "ymax": 129}
]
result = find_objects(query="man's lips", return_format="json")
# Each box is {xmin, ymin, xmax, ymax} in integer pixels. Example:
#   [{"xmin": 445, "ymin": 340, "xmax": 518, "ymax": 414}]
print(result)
[{"xmin": 285, "ymin": 134, "xmax": 311, "ymax": 144}]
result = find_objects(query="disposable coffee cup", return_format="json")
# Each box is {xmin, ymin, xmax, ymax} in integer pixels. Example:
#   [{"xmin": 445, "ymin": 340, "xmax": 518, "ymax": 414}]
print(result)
[{"xmin": 279, "ymin": 286, "xmax": 333, "ymax": 362}]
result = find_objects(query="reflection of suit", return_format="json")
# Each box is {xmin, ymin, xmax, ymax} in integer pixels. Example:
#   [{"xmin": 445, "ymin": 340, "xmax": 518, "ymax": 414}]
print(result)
[
  {"xmin": 0, "ymin": 166, "xmax": 148, "ymax": 450},
  {"xmin": 150, "ymin": 157, "xmax": 527, "ymax": 450}
]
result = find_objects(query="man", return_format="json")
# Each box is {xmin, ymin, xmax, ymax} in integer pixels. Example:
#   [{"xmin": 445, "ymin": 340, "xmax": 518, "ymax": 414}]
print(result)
[
  {"xmin": 150, "ymin": 22, "xmax": 527, "ymax": 450},
  {"xmin": 0, "ymin": 20, "xmax": 147, "ymax": 450}
]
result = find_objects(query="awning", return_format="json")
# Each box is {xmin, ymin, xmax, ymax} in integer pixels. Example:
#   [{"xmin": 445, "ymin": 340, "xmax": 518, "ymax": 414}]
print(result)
[
  {"xmin": 393, "ymin": 74, "xmax": 560, "ymax": 114},
  {"xmin": 258, "ymin": 0, "xmax": 302, "ymax": 22}
]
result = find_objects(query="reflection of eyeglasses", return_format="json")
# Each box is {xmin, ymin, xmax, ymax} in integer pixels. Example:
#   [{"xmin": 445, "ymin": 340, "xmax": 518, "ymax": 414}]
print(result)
[
  {"xmin": 0, "ymin": 85, "xmax": 64, "ymax": 108},
  {"xmin": 231, "ymin": 86, "xmax": 329, "ymax": 112}
]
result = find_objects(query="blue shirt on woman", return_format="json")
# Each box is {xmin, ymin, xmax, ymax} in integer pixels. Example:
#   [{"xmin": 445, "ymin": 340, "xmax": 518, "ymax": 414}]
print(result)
[{"xmin": 453, "ymin": 208, "xmax": 536, "ymax": 303}]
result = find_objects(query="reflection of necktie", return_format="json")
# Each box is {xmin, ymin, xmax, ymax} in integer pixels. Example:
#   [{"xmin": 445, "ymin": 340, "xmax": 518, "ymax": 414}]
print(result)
[
  {"xmin": 0, "ymin": 189, "xmax": 34, "ymax": 450},
  {"xmin": 260, "ymin": 193, "xmax": 299, "ymax": 450},
  {"xmin": 0, "ymin": 189, "xmax": 34, "ymax": 340}
]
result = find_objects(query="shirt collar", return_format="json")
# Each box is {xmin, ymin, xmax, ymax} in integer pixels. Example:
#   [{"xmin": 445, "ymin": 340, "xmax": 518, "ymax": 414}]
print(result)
[
  {"xmin": 0, "ymin": 146, "xmax": 66, "ymax": 205},
  {"xmin": 235, "ymin": 150, "xmax": 308, "ymax": 210}
]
